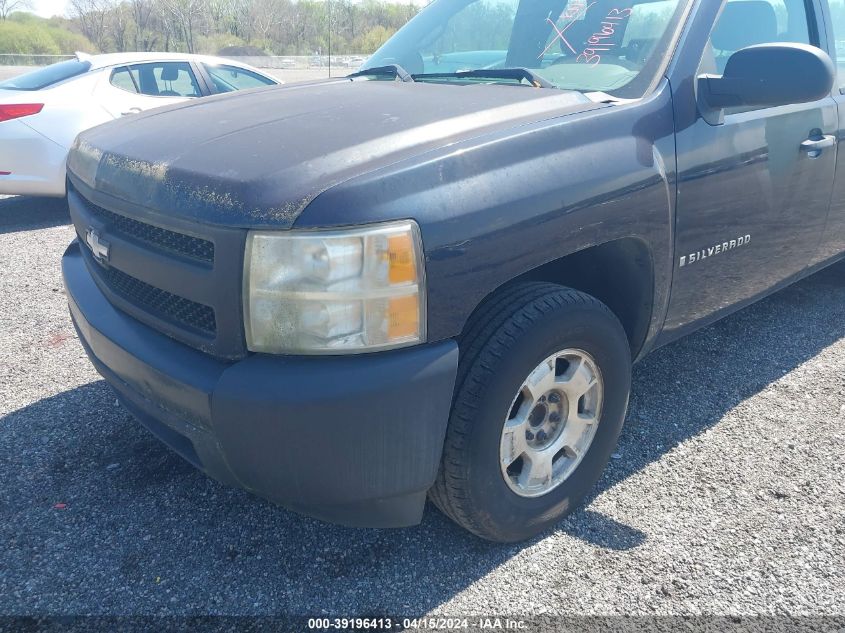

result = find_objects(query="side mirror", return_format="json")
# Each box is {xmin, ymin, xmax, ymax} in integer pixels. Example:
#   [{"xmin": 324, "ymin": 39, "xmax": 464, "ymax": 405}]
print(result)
[{"xmin": 698, "ymin": 42, "xmax": 834, "ymax": 112}]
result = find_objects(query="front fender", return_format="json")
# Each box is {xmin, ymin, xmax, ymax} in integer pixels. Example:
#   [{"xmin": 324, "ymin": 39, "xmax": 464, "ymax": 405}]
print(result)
[{"xmin": 296, "ymin": 80, "xmax": 677, "ymax": 348}]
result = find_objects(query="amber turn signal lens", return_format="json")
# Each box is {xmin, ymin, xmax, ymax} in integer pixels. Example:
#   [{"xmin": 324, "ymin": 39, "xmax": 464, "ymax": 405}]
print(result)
[
  {"xmin": 387, "ymin": 294, "xmax": 420, "ymax": 340},
  {"xmin": 388, "ymin": 233, "xmax": 417, "ymax": 284}
]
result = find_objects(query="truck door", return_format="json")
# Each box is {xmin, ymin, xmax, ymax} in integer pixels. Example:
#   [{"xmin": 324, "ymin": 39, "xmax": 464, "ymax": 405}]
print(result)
[
  {"xmin": 816, "ymin": 0, "xmax": 845, "ymax": 262},
  {"xmin": 662, "ymin": 0, "xmax": 836, "ymax": 339}
]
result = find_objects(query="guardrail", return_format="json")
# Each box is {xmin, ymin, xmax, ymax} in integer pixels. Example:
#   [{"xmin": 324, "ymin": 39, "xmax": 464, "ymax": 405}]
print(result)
[
  {"xmin": 0, "ymin": 54, "xmax": 74, "ymax": 66},
  {"xmin": 220, "ymin": 55, "xmax": 368, "ymax": 69},
  {"xmin": 0, "ymin": 53, "xmax": 367, "ymax": 69}
]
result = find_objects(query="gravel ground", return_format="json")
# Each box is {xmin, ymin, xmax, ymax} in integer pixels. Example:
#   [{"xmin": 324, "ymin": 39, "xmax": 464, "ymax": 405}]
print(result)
[{"xmin": 0, "ymin": 194, "xmax": 844, "ymax": 620}]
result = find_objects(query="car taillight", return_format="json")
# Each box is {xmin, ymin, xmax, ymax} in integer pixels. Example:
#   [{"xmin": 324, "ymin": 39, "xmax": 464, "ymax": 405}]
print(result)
[{"xmin": 0, "ymin": 104, "xmax": 44, "ymax": 123}]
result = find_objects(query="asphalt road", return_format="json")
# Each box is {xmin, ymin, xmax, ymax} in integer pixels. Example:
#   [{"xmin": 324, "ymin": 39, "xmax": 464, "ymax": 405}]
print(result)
[{"xmin": 0, "ymin": 194, "xmax": 844, "ymax": 619}]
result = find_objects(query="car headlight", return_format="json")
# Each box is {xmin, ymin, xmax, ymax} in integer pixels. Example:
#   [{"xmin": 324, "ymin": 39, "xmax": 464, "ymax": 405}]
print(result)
[{"xmin": 244, "ymin": 220, "xmax": 426, "ymax": 354}]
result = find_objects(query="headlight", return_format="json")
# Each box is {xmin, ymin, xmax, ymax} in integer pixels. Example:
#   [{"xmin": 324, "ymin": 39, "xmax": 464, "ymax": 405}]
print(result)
[{"xmin": 244, "ymin": 220, "xmax": 426, "ymax": 354}]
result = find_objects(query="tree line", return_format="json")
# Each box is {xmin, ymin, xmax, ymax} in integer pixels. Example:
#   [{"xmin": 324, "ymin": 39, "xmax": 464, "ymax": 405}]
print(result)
[{"xmin": 0, "ymin": 0, "xmax": 420, "ymax": 57}]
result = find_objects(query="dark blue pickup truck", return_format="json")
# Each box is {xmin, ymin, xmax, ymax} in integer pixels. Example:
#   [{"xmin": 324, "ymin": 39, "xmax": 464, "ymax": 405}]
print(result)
[{"xmin": 61, "ymin": 0, "xmax": 845, "ymax": 541}]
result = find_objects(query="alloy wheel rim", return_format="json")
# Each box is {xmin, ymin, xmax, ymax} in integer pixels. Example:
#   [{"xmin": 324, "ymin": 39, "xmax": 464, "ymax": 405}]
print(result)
[{"xmin": 499, "ymin": 348, "xmax": 604, "ymax": 498}]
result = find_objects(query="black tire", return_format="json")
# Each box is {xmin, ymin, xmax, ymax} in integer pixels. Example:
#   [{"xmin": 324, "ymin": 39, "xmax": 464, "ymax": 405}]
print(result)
[{"xmin": 429, "ymin": 282, "xmax": 632, "ymax": 542}]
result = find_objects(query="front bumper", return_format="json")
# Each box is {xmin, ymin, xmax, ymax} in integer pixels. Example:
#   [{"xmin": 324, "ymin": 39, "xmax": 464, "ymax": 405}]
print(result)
[{"xmin": 63, "ymin": 241, "xmax": 459, "ymax": 528}]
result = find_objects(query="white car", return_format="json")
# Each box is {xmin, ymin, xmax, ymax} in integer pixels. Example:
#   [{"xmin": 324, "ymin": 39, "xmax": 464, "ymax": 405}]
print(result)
[{"xmin": 0, "ymin": 52, "xmax": 279, "ymax": 197}]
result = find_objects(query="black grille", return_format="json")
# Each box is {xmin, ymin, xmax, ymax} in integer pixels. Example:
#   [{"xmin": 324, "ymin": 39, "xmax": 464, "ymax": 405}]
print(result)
[
  {"xmin": 101, "ymin": 266, "xmax": 217, "ymax": 336},
  {"xmin": 68, "ymin": 179, "xmax": 247, "ymax": 358},
  {"xmin": 87, "ymin": 202, "xmax": 214, "ymax": 264}
]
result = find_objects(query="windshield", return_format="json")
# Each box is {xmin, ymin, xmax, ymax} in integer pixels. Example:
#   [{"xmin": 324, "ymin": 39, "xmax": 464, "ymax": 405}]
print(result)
[
  {"xmin": 0, "ymin": 59, "xmax": 92, "ymax": 91},
  {"xmin": 365, "ymin": 0, "xmax": 690, "ymax": 98}
]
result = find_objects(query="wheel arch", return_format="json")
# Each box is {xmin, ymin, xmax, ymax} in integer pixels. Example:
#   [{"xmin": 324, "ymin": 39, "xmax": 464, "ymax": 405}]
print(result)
[{"xmin": 458, "ymin": 237, "xmax": 656, "ymax": 360}]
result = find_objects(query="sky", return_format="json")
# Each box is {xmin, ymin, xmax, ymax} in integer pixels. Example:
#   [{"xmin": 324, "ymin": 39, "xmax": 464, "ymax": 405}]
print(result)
[{"xmin": 29, "ymin": 0, "xmax": 68, "ymax": 18}]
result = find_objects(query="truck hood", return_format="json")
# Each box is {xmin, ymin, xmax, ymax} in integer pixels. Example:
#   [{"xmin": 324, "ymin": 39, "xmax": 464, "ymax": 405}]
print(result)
[{"xmin": 69, "ymin": 79, "xmax": 601, "ymax": 228}]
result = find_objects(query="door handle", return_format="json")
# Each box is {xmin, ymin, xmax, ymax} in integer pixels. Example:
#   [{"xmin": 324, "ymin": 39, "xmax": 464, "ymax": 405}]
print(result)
[
  {"xmin": 120, "ymin": 107, "xmax": 143, "ymax": 116},
  {"xmin": 800, "ymin": 134, "xmax": 836, "ymax": 157}
]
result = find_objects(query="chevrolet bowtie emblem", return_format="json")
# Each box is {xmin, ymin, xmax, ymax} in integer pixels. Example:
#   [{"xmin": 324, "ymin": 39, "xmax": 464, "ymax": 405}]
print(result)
[{"xmin": 85, "ymin": 228, "xmax": 110, "ymax": 264}]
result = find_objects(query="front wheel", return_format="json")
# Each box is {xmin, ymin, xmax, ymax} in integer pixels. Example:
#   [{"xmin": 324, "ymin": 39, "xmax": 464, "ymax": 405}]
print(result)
[{"xmin": 429, "ymin": 283, "xmax": 632, "ymax": 542}]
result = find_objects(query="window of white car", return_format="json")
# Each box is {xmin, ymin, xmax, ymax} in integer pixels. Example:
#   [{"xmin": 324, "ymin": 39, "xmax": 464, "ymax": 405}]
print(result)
[
  {"xmin": 0, "ymin": 59, "xmax": 92, "ymax": 91},
  {"xmin": 109, "ymin": 62, "xmax": 201, "ymax": 98},
  {"xmin": 202, "ymin": 64, "xmax": 276, "ymax": 93},
  {"xmin": 110, "ymin": 67, "xmax": 137, "ymax": 93}
]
